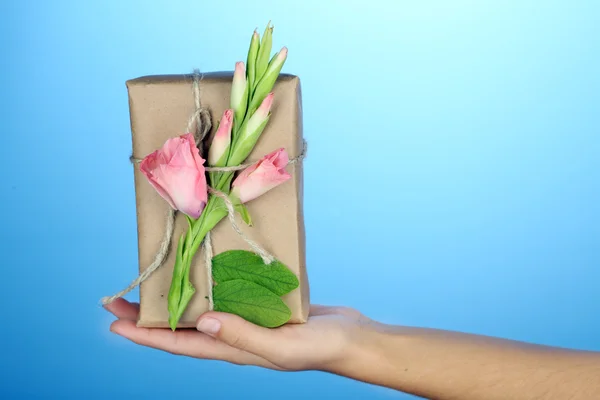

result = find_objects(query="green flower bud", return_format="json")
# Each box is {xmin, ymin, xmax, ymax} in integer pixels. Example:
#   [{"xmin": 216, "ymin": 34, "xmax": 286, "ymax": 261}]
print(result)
[
  {"xmin": 248, "ymin": 47, "xmax": 287, "ymax": 116},
  {"xmin": 254, "ymin": 23, "xmax": 273, "ymax": 88}
]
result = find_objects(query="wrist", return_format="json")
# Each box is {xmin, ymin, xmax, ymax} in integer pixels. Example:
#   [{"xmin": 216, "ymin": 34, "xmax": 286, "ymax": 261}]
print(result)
[
  {"xmin": 324, "ymin": 315, "xmax": 414, "ymax": 390},
  {"xmin": 320, "ymin": 314, "xmax": 399, "ymax": 375}
]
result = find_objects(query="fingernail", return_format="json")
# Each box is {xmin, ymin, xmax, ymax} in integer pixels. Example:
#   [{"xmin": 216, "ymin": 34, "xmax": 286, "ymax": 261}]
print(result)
[{"xmin": 197, "ymin": 317, "xmax": 221, "ymax": 335}]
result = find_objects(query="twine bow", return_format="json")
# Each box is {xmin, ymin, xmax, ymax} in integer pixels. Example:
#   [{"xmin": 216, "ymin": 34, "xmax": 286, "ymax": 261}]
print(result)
[{"xmin": 101, "ymin": 70, "xmax": 306, "ymax": 311}]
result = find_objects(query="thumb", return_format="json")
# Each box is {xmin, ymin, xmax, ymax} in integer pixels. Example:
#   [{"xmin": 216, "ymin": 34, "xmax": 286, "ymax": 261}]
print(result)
[{"xmin": 196, "ymin": 312, "xmax": 281, "ymax": 359}]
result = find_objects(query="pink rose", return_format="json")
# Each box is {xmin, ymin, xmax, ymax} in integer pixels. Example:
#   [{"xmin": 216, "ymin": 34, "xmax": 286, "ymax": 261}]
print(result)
[
  {"xmin": 231, "ymin": 148, "xmax": 291, "ymax": 203},
  {"xmin": 140, "ymin": 133, "xmax": 208, "ymax": 219}
]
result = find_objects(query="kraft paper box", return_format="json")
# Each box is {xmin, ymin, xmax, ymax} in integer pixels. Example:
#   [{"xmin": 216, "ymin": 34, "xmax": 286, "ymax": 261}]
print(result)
[{"xmin": 126, "ymin": 72, "xmax": 309, "ymax": 328}]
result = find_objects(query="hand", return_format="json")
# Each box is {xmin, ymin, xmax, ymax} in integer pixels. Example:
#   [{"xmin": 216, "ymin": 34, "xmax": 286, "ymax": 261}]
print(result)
[
  {"xmin": 106, "ymin": 298, "xmax": 600, "ymax": 399},
  {"xmin": 105, "ymin": 298, "xmax": 372, "ymax": 372}
]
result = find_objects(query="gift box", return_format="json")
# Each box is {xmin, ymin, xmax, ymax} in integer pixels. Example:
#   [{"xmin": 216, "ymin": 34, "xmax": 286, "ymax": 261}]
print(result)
[{"xmin": 126, "ymin": 72, "xmax": 309, "ymax": 328}]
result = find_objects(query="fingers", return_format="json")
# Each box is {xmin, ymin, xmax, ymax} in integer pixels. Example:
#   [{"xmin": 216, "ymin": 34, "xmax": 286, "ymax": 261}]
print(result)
[
  {"xmin": 196, "ymin": 312, "xmax": 282, "ymax": 361},
  {"xmin": 110, "ymin": 319, "xmax": 280, "ymax": 369},
  {"xmin": 104, "ymin": 298, "xmax": 140, "ymax": 321},
  {"xmin": 104, "ymin": 298, "xmax": 286, "ymax": 369},
  {"xmin": 109, "ymin": 319, "xmax": 212, "ymax": 357}
]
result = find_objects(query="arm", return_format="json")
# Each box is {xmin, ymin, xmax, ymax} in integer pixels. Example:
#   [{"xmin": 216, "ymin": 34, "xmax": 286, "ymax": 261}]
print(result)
[
  {"xmin": 106, "ymin": 299, "xmax": 600, "ymax": 400},
  {"xmin": 339, "ymin": 323, "xmax": 600, "ymax": 400}
]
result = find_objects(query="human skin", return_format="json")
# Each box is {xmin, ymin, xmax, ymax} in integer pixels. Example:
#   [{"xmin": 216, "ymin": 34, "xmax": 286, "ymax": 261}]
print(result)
[{"xmin": 105, "ymin": 298, "xmax": 600, "ymax": 400}]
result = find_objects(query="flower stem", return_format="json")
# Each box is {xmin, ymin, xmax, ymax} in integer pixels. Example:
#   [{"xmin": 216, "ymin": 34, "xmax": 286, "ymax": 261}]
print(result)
[{"xmin": 167, "ymin": 189, "xmax": 231, "ymax": 329}]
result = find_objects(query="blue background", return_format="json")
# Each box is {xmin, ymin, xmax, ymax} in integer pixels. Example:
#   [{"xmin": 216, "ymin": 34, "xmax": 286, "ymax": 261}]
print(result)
[{"xmin": 1, "ymin": 1, "xmax": 598, "ymax": 399}]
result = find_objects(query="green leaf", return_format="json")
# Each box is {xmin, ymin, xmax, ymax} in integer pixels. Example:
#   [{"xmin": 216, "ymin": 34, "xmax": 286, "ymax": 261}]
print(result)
[
  {"xmin": 213, "ymin": 279, "xmax": 291, "ymax": 328},
  {"xmin": 212, "ymin": 250, "xmax": 299, "ymax": 296},
  {"xmin": 235, "ymin": 204, "xmax": 252, "ymax": 226}
]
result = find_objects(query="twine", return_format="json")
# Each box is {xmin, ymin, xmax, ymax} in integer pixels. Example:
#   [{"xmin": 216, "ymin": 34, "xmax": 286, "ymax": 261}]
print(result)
[
  {"xmin": 203, "ymin": 230, "xmax": 214, "ymax": 311},
  {"xmin": 101, "ymin": 71, "xmax": 306, "ymax": 311},
  {"xmin": 100, "ymin": 208, "xmax": 176, "ymax": 305},
  {"xmin": 208, "ymin": 187, "xmax": 275, "ymax": 265}
]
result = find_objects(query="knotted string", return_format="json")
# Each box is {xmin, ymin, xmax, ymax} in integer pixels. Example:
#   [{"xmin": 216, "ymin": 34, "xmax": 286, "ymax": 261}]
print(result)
[{"xmin": 101, "ymin": 70, "xmax": 307, "ymax": 311}]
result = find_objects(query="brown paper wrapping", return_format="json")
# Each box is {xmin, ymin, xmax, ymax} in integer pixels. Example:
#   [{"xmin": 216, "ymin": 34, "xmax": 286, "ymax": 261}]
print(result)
[{"xmin": 126, "ymin": 72, "xmax": 309, "ymax": 328}]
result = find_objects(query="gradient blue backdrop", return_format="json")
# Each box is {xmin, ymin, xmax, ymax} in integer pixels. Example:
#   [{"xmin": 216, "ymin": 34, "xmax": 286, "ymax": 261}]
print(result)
[{"xmin": 1, "ymin": 1, "xmax": 598, "ymax": 399}]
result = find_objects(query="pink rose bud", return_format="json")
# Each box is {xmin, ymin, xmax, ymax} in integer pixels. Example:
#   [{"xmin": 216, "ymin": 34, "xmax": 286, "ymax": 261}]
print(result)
[
  {"xmin": 227, "ymin": 93, "xmax": 275, "ymax": 167},
  {"xmin": 231, "ymin": 148, "xmax": 291, "ymax": 203},
  {"xmin": 208, "ymin": 109, "xmax": 233, "ymax": 166},
  {"xmin": 275, "ymin": 46, "xmax": 288, "ymax": 64},
  {"xmin": 245, "ymin": 92, "xmax": 274, "ymax": 138},
  {"xmin": 230, "ymin": 62, "xmax": 248, "ymax": 123},
  {"xmin": 140, "ymin": 133, "xmax": 208, "ymax": 219},
  {"xmin": 256, "ymin": 92, "xmax": 274, "ymax": 118}
]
